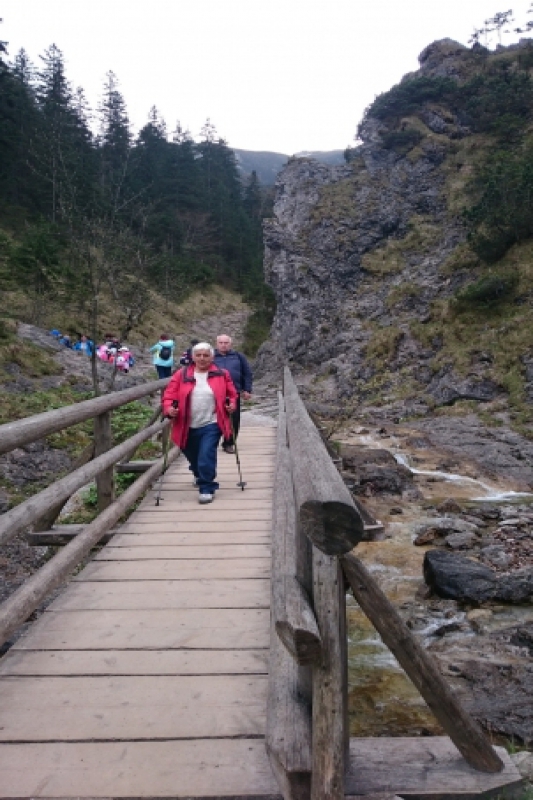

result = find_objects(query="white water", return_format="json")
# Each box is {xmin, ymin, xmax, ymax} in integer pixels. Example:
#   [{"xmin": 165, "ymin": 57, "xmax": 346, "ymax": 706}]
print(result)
[{"xmin": 393, "ymin": 451, "xmax": 533, "ymax": 503}]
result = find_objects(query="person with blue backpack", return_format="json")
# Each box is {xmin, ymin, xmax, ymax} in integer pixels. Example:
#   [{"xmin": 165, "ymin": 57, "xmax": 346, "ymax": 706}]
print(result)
[
  {"xmin": 213, "ymin": 333, "xmax": 253, "ymax": 453},
  {"xmin": 150, "ymin": 334, "xmax": 175, "ymax": 379}
]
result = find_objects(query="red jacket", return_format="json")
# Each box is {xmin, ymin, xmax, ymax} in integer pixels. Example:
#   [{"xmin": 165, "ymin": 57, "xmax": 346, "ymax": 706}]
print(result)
[{"xmin": 162, "ymin": 365, "xmax": 238, "ymax": 449}]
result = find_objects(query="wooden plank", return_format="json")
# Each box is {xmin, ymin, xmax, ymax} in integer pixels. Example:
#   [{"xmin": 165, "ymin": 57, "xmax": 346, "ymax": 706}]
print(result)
[
  {"xmin": 283, "ymin": 367, "xmax": 364, "ymax": 556},
  {"xmin": 46, "ymin": 578, "xmax": 270, "ymax": 610},
  {"xmin": 341, "ymin": 552, "xmax": 504, "ymax": 774},
  {"xmin": 0, "ymin": 739, "xmax": 281, "ymax": 798},
  {"xmin": 0, "ymin": 648, "xmax": 269, "ymax": 676},
  {"xmin": 345, "ymin": 738, "xmax": 522, "ymax": 797},
  {"xmin": 108, "ymin": 531, "xmax": 272, "ymax": 546},
  {"xmin": 117, "ymin": 520, "xmax": 272, "ymax": 533},
  {"xmin": 75, "ymin": 559, "xmax": 270, "ymax": 581},
  {"xmin": 133, "ymin": 510, "xmax": 272, "ymax": 520},
  {"xmin": 0, "ymin": 675, "xmax": 269, "ymax": 740},
  {"xmin": 12, "ymin": 608, "xmax": 270, "ymax": 650},
  {"xmin": 94, "ymin": 544, "xmax": 272, "ymax": 560}
]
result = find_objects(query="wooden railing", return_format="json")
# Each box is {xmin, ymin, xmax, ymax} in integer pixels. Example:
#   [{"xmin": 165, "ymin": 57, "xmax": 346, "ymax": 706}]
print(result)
[
  {"xmin": 0, "ymin": 377, "xmax": 176, "ymax": 647},
  {"xmin": 267, "ymin": 368, "xmax": 504, "ymax": 800}
]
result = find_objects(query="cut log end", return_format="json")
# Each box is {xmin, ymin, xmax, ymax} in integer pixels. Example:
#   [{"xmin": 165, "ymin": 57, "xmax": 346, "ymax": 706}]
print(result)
[{"xmin": 300, "ymin": 500, "xmax": 365, "ymax": 556}]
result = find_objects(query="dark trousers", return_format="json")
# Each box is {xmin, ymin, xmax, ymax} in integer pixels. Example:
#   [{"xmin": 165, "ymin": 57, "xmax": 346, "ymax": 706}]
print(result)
[
  {"xmin": 182, "ymin": 422, "xmax": 221, "ymax": 494},
  {"xmin": 156, "ymin": 364, "xmax": 172, "ymax": 379},
  {"xmin": 224, "ymin": 395, "xmax": 241, "ymax": 445}
]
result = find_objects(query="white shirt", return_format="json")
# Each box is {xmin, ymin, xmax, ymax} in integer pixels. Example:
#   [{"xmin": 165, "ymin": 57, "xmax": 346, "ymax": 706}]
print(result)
[{"xmin": 189, "ymin": 371, "xmax": 217, "ymax": 428}]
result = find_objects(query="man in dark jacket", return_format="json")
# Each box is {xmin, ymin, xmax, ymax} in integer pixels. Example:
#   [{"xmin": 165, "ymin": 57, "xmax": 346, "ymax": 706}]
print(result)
[{"xmin": 214, "ymin": 334, "xmax": 253, "ymax": 453}]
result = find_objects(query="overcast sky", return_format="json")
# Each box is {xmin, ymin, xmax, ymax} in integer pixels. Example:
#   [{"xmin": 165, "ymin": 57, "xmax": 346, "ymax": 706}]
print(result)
[{"xmin": 2, "ymin": 1, "xmax": 532, "ymax": 154}]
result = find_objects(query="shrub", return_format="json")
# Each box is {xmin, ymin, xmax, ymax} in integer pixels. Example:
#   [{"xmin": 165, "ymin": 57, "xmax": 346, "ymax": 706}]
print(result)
[
  {"xmin": 381, "ymin": 129, "xmax": 423, "ymax": 154},
  {"xmin": 359, "ymin": 77, "xmax": 457, "ymax": 127},
  {"xmin": 453, "ymin": 271, "xmax": 518, "ymax": 311}
]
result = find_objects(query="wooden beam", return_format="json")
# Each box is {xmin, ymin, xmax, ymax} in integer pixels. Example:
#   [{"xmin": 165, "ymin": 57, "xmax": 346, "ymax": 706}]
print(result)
[
  {"xmin": 94, "ymin": 411, "xmax": 114, "ymax": 512},
  {"xmin": 0, "ymin": 445, "xmax": 180, "ymax": 648},
  {"xmin": 32, "ymin": 442, "xmax": 95, "ymax": 532},
  {"xmin": 266, "ymin": 392, "xmax": 313, "ymax": 799},
  {"xmin": 115, "ymin": 461, "xmax": 155, "ymax": 473},
  {"xmin": 341, "ymin": 552, "xmax": 504, "ymax": 774},
  {"xmin": 27, "ymin": 526, "xmax": 118, "ymax": 546},
  {"xmin": 283, "ymin": 367, "xmax": 364, "ymax": 556},
  {"xmin": 311, "ymin": 551, "xmax": 347, "ymax": 800},
  {"xmin": 271, "ymin": 394, "xmax": 321, "ymax": 668},
  {"xmin": 0, "ymin": 378, "xmax": 169, "ymax": 457},
  {"xmin": 0, "ymin": 419, "xmax": 169, "ymax": 548},
  {"xmin": 274, "ymin": 575, "xmax": 321, "ymax": 667}
]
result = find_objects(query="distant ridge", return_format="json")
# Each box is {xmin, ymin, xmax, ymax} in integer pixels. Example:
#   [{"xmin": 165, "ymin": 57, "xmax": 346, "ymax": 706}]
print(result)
[{"xmin": 233, "ymin": 148, "xmax": 345, "ymax": 185}]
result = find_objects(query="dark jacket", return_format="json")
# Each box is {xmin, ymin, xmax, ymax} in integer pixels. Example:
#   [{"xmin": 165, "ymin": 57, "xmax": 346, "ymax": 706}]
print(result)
[{"xmin": 213, "ymin": 349, "xmax": 253, "ymax": 394}]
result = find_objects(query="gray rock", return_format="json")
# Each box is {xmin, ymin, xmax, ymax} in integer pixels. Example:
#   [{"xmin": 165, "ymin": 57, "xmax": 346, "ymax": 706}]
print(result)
[
  {"xmin": 424, "ymin": 550, "xmax": 497, "ymax": 602},
  {"xmin": 445, "ymin": 531, "xmax": 479, "ymax": 550},
  {"xmin": 424, "ymin": 550, "xmax": 533, "ymax": 604}
]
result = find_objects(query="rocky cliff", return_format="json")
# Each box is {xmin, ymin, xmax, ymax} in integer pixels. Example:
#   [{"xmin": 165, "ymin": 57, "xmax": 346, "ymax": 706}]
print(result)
[{"xmin": 257, "ymin": 39, "xmax": 533, "ymax": 435}]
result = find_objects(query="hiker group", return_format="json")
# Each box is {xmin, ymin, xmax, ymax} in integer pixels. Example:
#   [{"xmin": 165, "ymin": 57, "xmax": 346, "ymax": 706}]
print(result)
[
  {"xmin": 155, "ymin": 334, "xmax": 253, "ymax": 505},
  {"xmin": 49, "ymin": 330, "xmax": 134, "ymax": 373}
]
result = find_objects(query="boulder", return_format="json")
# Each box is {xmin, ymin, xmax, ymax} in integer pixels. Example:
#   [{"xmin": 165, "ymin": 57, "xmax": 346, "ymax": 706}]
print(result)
[
  {"xmin": 445, "ymin": 531, "xmax": 479, "ymax": 550},
  {"xmin": 424, "ymin": 550, "xmax": 533, "ymax": 604},
  {"xmin": 423, "ymin": 550, "xmax": 498, "ymax": 602}
]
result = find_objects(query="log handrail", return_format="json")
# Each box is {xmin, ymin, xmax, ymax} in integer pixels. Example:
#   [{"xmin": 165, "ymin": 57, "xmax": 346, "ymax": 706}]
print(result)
[
  {"xmin": 0, "ymin": 418, "xmax": 169, "ymax": 547},
  {"xmin": 0, "ymin": 445, "xmax": 180, "ymax": 647},
  {"xmin": 270, "ymin": 368, "xmax": 504, "ymax": 800},
  {"xmin": 0, "ymin": 377, "xmax": 169, "ymax": 456}
]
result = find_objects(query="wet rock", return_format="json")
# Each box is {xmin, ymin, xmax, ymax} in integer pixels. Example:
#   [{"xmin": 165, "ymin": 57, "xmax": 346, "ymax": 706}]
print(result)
[
  {"xmin": 414, "ymin": 516, "xmax": 480, "ymax": 545},
  {"xmin": 466, "ymin": 608, "xmax": 493, "ymax": 633},
  {"xmin": 479, "ymin": 544, "xmax": 512, "ymax": 569},
  {"xmin": 425, "ymin": 550, "xmax": 533, "ymax": 603},
  {"xmin": 436, "ymin": 498, "xmax": 464, "ymax": 514},
  {"xmin": 424, "ymin": 550, "xmax": 497, "ymax": 602},
  {"xmin": 445, "ymin": 530, "xmax": 479, "ymax": 550},
  {"xmin": 510, "ymin": 624, "xmax": 533, "ymax": 656},
  {"xmin": 341, "ymin": 447, "xmax": 415, "ymax": 496}
]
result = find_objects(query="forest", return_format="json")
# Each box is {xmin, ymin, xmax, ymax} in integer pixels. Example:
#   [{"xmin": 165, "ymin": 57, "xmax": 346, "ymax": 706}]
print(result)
[{"xmin": 0, "ymin": 38, "xmax": 271, "ymax": 338}]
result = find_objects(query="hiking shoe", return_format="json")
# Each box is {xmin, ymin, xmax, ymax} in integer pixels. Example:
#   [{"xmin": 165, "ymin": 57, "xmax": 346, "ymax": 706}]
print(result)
[
  {"xmin": 198, "ymin": 493, "xmax": 214, "ymax": 504},
  {"xmin": 223, "ymin": 445, "xmax": 235, "ymax": 454}
]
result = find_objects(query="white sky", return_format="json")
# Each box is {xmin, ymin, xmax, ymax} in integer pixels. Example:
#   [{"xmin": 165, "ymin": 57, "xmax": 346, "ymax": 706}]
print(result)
[{"xmin": 2, "ymin": 1, "xmax": 532, "ymax": 154}]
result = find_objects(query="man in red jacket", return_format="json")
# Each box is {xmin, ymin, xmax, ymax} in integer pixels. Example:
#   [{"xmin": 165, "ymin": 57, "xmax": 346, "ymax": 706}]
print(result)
[{"xmin": 162, "ymin": 342, "xmax": 237, "ymax": 504}]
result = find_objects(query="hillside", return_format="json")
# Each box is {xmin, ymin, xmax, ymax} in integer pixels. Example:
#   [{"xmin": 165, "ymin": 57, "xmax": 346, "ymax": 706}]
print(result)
[
  {"xmin": 233, "ymin": 147, "xmax": 345, "ymax": 185},
  {"xmin": 257, "ymin": 37, "xmax": 533, "ymax": 487}
]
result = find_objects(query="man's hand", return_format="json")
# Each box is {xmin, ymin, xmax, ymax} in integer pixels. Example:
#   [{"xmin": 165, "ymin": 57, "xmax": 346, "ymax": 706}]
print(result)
[
  {"xmin": 241, "ymin": 391, "xmax": 252, "ymax": 401},
  {"xmin": 225, "ymin": 399, "xmax": 236, "ymax": 413}
]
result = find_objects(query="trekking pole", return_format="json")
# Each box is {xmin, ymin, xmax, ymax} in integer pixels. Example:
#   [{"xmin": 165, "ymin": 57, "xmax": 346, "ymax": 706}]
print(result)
[
  {"xmin": 155, "ymin": 400, "xmax": 178, "ymax": 506},
  {"xmin": 228, "ymin": 408, "xmax": 246, "ymax": 490}
]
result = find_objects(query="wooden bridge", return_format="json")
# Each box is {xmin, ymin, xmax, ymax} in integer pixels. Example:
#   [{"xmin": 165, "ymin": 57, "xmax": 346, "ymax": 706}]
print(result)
[{"xmin": 0, "ymin": 370, "xmax": 523, "ymax": 799}]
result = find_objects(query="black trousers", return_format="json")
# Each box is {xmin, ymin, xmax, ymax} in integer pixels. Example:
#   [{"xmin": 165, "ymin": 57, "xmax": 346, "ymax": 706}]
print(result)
[{"xmin": 225, "ymin": 394, "xmax": 241, "ymax": 445}]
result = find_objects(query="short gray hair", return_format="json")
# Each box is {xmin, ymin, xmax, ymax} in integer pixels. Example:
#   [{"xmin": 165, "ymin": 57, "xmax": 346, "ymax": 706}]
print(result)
[{"xmin": 192, "ymin": 341, "xmax": 214, "ymax": 356}]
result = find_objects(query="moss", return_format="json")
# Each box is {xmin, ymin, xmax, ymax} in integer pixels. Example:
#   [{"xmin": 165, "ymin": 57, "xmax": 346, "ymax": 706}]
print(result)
[{"xmin": 364, "ymin": 326, "xmax": 403, "ymax": 368}]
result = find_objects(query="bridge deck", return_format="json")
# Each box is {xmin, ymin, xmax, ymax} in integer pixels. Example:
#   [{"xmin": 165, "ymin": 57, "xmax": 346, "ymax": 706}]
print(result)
[{"xmin": 0, "ymin": 425, "xmax": 281, "ymax": 799}]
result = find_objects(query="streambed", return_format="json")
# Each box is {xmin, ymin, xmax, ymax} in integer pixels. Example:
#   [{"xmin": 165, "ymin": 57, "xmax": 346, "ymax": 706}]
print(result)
[{"xmin": 342, "ymin": 424, "xmax": 533, "ymax": 741}]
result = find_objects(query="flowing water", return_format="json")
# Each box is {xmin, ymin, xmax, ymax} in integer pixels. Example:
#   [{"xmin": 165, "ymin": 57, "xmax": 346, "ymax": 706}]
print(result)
[{"xmin": 344, "ymin": 427, "xmax": 533, "ymax": 737}]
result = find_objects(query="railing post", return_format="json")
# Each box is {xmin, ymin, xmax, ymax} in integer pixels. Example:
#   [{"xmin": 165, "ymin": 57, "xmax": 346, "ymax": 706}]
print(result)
[{"xmin": 94, "ymin": 411, "xmax": 114, "ymax": 512}]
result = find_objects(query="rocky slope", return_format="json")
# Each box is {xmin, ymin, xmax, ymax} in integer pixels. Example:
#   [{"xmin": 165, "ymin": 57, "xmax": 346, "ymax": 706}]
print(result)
[{"xmin": 257, "ymin": 37, "xmax": 533, "ymax": 489}]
